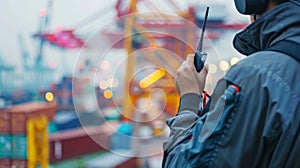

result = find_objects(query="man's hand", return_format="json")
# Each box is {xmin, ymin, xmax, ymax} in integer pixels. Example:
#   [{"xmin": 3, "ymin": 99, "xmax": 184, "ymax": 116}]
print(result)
[{"xmin": 176, "ymin": 54, "xmax": 208, "ymax": 97}]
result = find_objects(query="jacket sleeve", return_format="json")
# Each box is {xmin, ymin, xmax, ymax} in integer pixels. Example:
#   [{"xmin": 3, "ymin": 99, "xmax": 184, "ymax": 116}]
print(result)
[
  {"xmin": 162, "ymin": 93, "xmax": 201, "ymax": 152},
  {"xmin": 162, "ymin": 79, "xmax": 239, "ymax": 168}
]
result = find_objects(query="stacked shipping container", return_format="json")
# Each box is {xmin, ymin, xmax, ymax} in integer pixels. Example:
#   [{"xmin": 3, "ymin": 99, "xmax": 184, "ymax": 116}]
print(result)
[{"xmin": 0, "ymin": 101, "xmax": 56, "ymax": 167}]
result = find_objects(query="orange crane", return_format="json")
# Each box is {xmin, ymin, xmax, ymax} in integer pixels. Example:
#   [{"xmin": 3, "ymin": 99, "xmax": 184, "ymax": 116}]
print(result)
[
  {"xmin": 33, "ymin": 0, "xmax": 247, "ymax": 120},
  {"xmin": 118, "ymin": 0, "xmax": 205, "ymax": 120}
]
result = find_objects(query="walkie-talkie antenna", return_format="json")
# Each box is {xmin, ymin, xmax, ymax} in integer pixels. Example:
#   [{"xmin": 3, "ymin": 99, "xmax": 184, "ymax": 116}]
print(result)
[
  {"xmin": 198, "ymin": 6, "xmax": 209, "ymax": 52},
  {"xmin": 194, "ymin": 6, "xmax": 209, "ymax": 73}
]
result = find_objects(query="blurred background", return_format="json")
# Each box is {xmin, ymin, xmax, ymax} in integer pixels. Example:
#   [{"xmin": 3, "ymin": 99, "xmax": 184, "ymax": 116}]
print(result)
[{"xmin": 0, "ymin": 0, "xmax": 249, "ymax": 167}]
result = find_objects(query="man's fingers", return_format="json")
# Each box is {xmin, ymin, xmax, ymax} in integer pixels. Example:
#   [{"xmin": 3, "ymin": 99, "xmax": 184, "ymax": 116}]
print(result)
[
  {"xmin": 198, "ymin": 64, "xmax": 209, "ymax": 78},
  {"xmin": 186, "ymin": 54, "xmax": 195, "ymax": 64}
]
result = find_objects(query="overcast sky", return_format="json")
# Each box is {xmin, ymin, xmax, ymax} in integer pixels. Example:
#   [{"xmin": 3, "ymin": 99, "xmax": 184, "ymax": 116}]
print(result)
[
  {"xmin": 0, "ymin": 0, "xmax": 110, "ymax": 65},
  {"xmin": 0, "ymin": 0, "xmax": 248, "ymax": 73}
]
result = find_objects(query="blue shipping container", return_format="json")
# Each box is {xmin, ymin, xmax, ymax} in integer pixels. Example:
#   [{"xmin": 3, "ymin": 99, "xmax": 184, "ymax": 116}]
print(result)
[
  {"xmin": 11, "ymin": 134, "xmax": 27, "ymax": 159},
  {"xmin": 0, "ymin": 134, "xmax": 12, "ymax": 159}
]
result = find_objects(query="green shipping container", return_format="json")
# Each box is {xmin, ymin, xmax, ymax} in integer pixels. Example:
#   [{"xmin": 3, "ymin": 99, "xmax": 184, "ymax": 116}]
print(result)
[
  {"xmin": 0, "ymin": 134, "xmax": 12, "ymax": 159},
  {"xmin": 48, "ymin": 122, "xmax": 57, "ymax": 134},
  {"xmin": 11, "ymin": 134, "xmax": 27, "ymax": 159}
]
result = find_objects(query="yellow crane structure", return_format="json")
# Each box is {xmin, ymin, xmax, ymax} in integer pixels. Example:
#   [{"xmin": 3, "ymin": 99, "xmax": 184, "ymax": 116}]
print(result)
[{"xmin": 120, "ymin": 0, "xmax": 201, "ymax": 120}]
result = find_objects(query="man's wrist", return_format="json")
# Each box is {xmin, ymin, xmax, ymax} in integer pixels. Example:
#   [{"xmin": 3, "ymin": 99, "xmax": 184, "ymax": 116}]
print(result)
[
  {"xmin": 178, "ymin": 93, "xmax": 202, "ymax": 114},
  {"xmin": 180, "ymin": 90, "xmax": 200, "ymax": 97}
]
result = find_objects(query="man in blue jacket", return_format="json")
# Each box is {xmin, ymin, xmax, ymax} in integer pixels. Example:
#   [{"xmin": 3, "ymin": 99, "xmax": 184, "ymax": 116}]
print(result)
[{"xmin": 163, "ymin": 0, "xmax": 300, "ymax": 167}]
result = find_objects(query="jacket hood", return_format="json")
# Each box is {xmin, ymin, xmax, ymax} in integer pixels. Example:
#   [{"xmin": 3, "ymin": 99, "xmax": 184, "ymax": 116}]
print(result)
[{"xmin": 233, "ymin": 1, "xmax": 300, "ymax": 56}]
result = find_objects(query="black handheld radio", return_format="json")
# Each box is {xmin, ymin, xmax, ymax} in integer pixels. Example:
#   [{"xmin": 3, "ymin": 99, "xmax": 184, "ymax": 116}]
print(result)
[{"xmin": 194, "ymin": 6, "xmax": 209, "ymax": 73}]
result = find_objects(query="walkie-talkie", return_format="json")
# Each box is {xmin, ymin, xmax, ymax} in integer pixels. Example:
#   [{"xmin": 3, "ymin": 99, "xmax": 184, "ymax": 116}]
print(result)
[{"xmin": 194, "ymin": 6, "xmax": 209, "ymax": 73}]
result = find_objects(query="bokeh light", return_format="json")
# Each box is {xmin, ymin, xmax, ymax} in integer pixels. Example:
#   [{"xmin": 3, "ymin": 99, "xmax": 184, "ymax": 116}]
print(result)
[
  {"xmin": 99, "ymin": 81, "xmax": 108, "ymax": 90},
  {"xmin": 219, "ymin": 61, "xmax": 230, "ymax": 72},
  {"xmin": 209, "ymin": 64, "xmax": 218, "ymax": 74},
  {"xmin": 100, "ymin": 60, "xmax": 110, "ymax": 70},
  {"xmin": 45, "ymin": 91, "xmax": 54, "ymax": 102},
  {"xmin": 39, "ymin": 8, "xmax": 46, "ymax": 17},
  {"xmin": 103, "ymin": 90, "xmax": 113, "ymax": 99},
  {"xmin": 139, "ymin": 69, "xmax": 165, "ymax": 88},
  {"xmin": 230, "ymin": 57, "xmax": 240, "ymax": 66}
]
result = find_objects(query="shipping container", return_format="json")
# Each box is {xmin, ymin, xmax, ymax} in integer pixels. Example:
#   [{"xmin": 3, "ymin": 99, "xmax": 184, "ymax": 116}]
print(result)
[
  {"xmin": 11, "ymin": 134, "xmax": 27, "ymax": 159},
  {"xmin": 10, "ymin": 159, "xmax": 26, "ymax": 168},
  {"xmin": 85, "ymin": 150, "xmax": 137, "ymax": 168},
  {"xmin": 8, "ymin": 102, "xmax": 56, "ymax": 134},
  {"xmin": 48, "ymin": 122, "xmax": 57, "ymax": 134},
  {"xmin": 0, "ymin": 109, "xmax": 10, "ymax": 133},
  {"xmin": 54, "ymin": 111, "xmax": 80, "ymax": 131},
  {"xmin": 0, "ymin": 134, "xmax": 12, "ymax": 159},
  {"xmin": 49, "ymin": 126, "xmax": 111, "ymax": 163},
  {"xmin": 0, "ymin": 159, "xmax": 10, "ymax": 168},
  {"xmin": 111, "ymin": 123, "xmax": 133, "ymax": 150}
]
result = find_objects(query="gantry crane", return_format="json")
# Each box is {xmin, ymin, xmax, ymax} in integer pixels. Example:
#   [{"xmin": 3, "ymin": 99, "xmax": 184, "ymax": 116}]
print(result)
[
  {"xmin": 119, "ymin": 0, "xmax": 210, "ymax": 119},
  {"xmin": 33, "ymin": 0, "xmax": 247, "ymax": 119},
  {"xmin": 0, "ymin": 53, "xmax": 15, "ymax": 96},
  {"xmin": 18, "ymin": 0, "xmax": 56, "ymax": 92}
]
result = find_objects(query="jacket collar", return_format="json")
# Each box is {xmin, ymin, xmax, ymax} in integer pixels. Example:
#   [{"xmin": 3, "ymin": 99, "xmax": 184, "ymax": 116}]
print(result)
[{"xmin": 233, "ymin": 1, "xmax": 300, "ymax": 56}]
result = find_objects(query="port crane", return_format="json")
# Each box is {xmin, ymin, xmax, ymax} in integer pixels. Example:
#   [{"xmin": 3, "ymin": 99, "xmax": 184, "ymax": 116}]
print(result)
[{"xmin": 33, "ymin": 0, "xmax": 247, "ymax": 118}]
